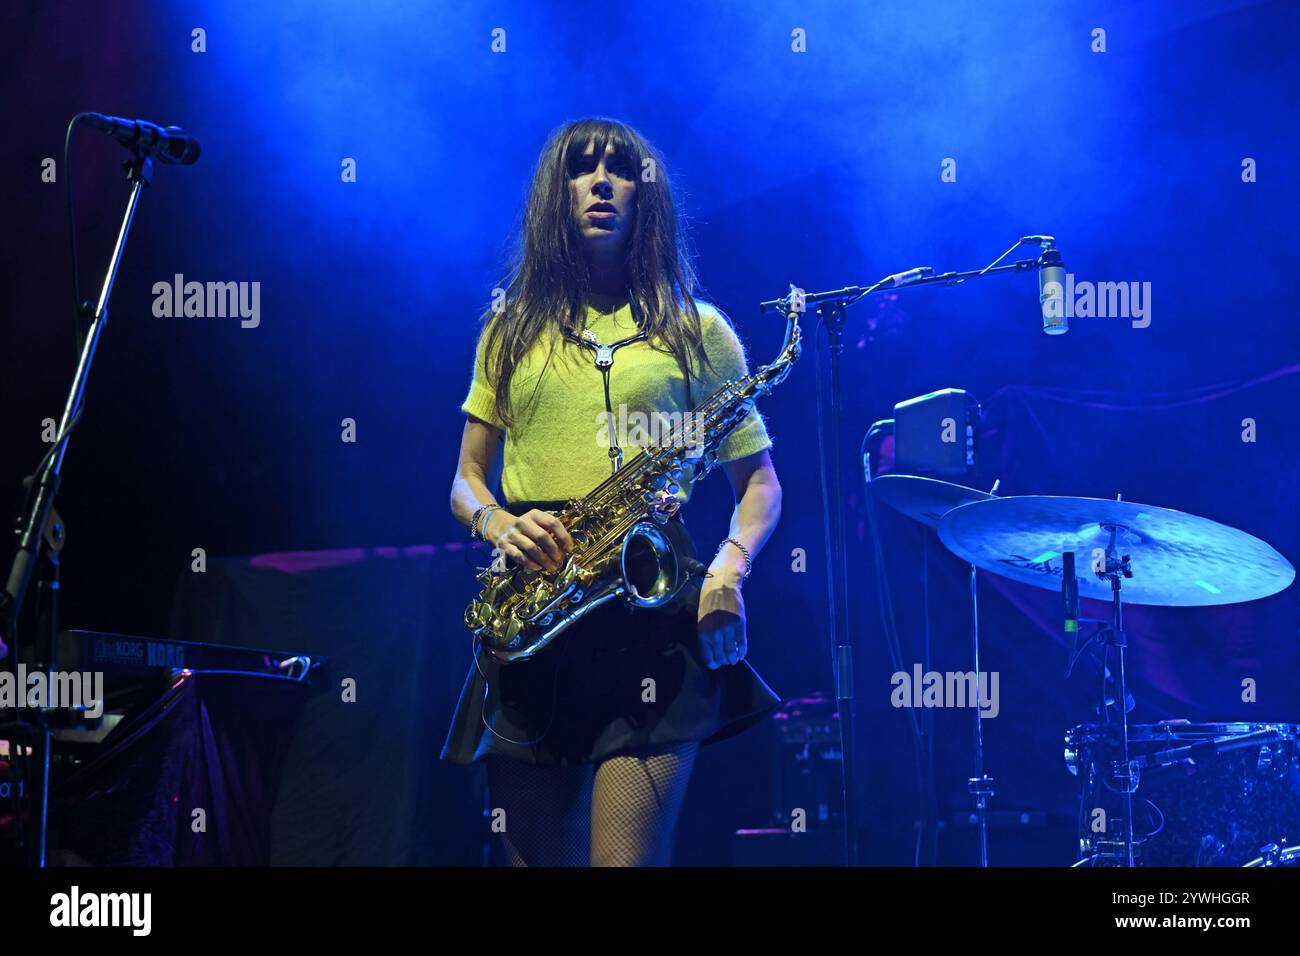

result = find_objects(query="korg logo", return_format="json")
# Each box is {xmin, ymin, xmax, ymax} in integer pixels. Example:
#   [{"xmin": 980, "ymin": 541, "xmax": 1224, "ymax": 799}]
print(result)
[
  {"xmin": 95, "ymin": 640, "xmax": 145, "ymax": 666},
  {"xmin": 147, "ymin": 642, "xmax": 185, "ymax": 668}
]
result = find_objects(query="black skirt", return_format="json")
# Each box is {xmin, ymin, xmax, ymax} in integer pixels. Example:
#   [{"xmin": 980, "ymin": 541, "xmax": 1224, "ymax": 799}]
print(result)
[{"xmin": 439, "ymin": 500, "xmax": 781, "ymax": 767}]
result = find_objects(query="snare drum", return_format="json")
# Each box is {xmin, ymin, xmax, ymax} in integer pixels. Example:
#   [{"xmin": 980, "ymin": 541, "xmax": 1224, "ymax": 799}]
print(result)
[{"xmin": 1064, "ymin": 722, "xmax": 1300, "ymax": 867}]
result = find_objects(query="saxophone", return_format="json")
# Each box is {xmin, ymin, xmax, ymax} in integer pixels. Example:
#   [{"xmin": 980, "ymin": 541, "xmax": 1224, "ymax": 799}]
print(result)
[{"xmin": 465, "ymin": 302, "xmax": 802, "ymax": 663}]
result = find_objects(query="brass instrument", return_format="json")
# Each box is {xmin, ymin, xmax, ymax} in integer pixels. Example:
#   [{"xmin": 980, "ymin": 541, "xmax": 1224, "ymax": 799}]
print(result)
[{"xmin": 465, "ymin": 300, "xmax": 803, "ymax": 662}]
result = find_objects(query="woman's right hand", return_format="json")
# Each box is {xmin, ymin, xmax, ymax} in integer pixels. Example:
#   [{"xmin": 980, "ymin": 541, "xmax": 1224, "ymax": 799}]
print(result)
[{"xmin": 485, "ymin": 508, "xmax": 575, "ymax": 573}]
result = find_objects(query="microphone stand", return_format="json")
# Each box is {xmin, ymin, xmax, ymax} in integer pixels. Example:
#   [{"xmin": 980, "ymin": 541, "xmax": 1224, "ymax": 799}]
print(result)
[
  {"xmin": 1, "ymin": 148, "xmax": 154, "ymax": 867},
  {"xmin": 759, "ymin": 242, "xmax": 1054, "ymax": 868}
]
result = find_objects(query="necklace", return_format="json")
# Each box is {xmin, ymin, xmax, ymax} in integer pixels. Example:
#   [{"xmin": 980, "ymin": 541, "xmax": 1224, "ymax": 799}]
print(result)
[{"xmin": 564, "ymin": 293, "xmax": 648, "ymax": 473}]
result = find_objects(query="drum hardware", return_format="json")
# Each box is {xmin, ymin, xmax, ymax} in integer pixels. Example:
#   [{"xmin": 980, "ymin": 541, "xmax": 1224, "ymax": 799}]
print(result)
[
  {"xmin": 935, "ymin": 495, "xmax": 1294, "ymax": 608},
  {"xmin": 871, "ymin": 475, "xmax": 993, "ymax": 530},
  {"xmin": 1129, "ymin": 727, "xmax": 1284, "ymax": 771},
  {"xmin": 1095, "ymin": 520, "xmax": 1137, "ymax": 866},
  {"xmin": 962, "ymin": 496, "xmax": 1000, "ymax": 870},
  {"xmin": 872, "ymin": 474, "xmax": 1001, "ymax": 866},
  {"xmin": 1065, "ymin": 722, "xmax": 1299, "ymax": 866},
  {"xmin": 938, "ymin": 493, "xmax": 1295, "ymax": 867},
  {"xmin": 1245, "ymin": 844, "xmax": 1300, "ymax": 867}
]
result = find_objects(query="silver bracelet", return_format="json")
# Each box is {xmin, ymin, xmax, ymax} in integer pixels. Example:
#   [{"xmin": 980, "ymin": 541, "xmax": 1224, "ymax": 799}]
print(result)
[{"xmin": 719, "ymin": 537, "xmax": 752, "ymax": 578}]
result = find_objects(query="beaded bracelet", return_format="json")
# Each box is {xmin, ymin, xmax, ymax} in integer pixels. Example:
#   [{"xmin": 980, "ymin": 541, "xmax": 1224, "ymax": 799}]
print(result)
[
  {"xmin": 719, "ymin": 537, "xmax": 753, "ymax": 578},
  {"xmin": 470, "ymin": 503, "xmax": 502, "ymax": 543}
]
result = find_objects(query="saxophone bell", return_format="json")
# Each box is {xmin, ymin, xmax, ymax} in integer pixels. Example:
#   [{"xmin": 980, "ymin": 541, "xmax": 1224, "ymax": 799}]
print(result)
[{"xmin": 620, "ymin": 521, "xmax": 682, "ymax": 608}]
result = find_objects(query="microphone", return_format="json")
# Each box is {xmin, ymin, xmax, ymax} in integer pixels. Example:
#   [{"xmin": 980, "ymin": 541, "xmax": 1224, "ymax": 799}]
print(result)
[
  {"xmin": 1130, "ymin": 729, "xmax": 1280, "ymax": 770},
  {"xmin": 1038, "ymin": 241, "xmax": 1067, "ymax": 335},
  {"xmin": 79, "ymin": 113, "xmax": 201, "ymax": 165},
  {"xmin": 681, "ymin": 556, "xmax": 711, "ymax": 580},
  {"xmin": 1062, "ymin": 551, "xmax": 1079, "ymax": 639}
]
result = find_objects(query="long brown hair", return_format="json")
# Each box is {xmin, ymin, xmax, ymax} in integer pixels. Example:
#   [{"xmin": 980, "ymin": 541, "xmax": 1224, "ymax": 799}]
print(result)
[{"xmin": 480, "ymin": 117, "xmax": 718, "ymax": 428}]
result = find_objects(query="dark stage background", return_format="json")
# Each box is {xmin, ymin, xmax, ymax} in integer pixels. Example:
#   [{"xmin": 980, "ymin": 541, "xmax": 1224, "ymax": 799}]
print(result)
[{"xmin": 3, "ymin": 0, "xmax": 1297, "ymax": 865}]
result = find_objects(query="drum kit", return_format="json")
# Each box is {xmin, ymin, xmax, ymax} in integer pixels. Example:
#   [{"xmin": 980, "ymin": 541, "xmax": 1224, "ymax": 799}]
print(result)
[{"xmin": 872, "ymin": 474, "xmax": 1297, "ymax": 867}]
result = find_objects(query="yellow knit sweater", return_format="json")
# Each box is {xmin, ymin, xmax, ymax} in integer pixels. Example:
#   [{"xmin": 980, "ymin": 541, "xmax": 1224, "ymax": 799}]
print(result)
[{"xmin": 461, "ymin": 300, "xmax": 772, "ymax": 504}]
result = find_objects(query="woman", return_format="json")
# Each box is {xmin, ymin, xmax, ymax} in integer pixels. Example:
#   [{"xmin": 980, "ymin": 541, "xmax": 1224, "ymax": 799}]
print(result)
[{"xmin": 441, "ymin": 118, "xmax": 783, "ymax": 867}]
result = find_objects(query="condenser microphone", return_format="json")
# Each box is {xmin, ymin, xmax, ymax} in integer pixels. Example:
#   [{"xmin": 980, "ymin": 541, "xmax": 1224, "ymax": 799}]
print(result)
[
  {"xmin": 1062, "ymin": 551, "xmax": 1079, "ymax": 639},
  {"xmin": 1038, "ymin": 242, "xmax": 1067, "ymax": 335},
  {"xmin": 79, "ymin": 113, "xmax": 201, "ymax": 165}
]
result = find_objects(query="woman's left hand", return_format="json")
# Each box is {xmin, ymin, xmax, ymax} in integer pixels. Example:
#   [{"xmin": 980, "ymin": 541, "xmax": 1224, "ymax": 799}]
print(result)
[{"xmin": 696, "ymin": 559, "xmax": 747, "ymax": 670}]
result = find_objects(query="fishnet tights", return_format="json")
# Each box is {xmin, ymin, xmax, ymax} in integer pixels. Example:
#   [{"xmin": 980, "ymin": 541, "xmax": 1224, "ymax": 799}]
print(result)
[{"xmin": 486, "ymin": 742, "xmax": 699, "ymax": 866}]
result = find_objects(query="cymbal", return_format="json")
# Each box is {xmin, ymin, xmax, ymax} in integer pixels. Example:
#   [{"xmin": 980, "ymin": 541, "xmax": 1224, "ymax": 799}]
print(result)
[
  {"xmin": 937, "ymin": 495, "xmax": 1295, "ymax": 607},
  {"xmin": 871, "ymin": 474, "xmax": 994, "ymax": 529}
]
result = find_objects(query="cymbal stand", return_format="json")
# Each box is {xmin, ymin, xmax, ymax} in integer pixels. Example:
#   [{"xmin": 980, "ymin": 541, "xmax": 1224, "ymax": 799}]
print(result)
[
  {"xmin": 1096, "ymin": 524, "xmax": 1135, "ymax": 867},
  {"xmin": 965, "ymin": 478, "xmax": 1000, "ymax": 867}
]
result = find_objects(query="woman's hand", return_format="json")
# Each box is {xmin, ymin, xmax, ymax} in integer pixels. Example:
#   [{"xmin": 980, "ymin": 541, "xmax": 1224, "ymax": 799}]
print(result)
[
  {"xmin": 485, "ymin": 508, "xmax": 574, "ymax": 573},
  {"xmin": 696, "ymin": 554, "xmax": 747, "ymax": 669}
]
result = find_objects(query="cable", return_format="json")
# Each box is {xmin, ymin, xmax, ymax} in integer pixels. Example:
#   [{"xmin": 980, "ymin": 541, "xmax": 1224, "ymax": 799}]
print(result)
[
  {"xmin": 858, "ymin": 419, "xmax": 913, "ymax": 729},
  {"xmin": 1140, "ymin": 798, "xmax": 1165, "ymax": 840},
  {"xmin": 16, "ymin": 116, "xmax": 96, "ymax": 527},
  {"xmin": 474, "ymin": 631, "xmax": 562, "ymax": 750},
  {"xmin": 65, "ymin": 113, "xmax": 89, "ymax": 358},
  {"xmin": 1065, "ymin": 626, "xmax": 1106, "ymax": 680}
]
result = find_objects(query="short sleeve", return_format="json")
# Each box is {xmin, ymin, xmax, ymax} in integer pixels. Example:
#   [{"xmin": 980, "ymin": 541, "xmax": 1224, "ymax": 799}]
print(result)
[
  {"xmin": 460, "ymin": 319, "xmax": 506, "ymax": 429},
  {"xmin": 696, "ymin": 305, "xmax": 773, "ymax": 463}
]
